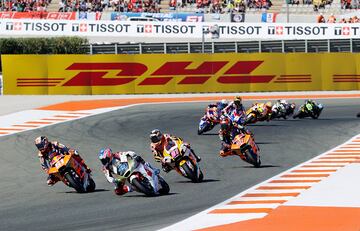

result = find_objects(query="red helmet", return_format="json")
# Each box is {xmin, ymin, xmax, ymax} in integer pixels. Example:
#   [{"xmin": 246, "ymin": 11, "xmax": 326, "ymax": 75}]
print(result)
[
  {"xmin": 98, "ymin": 148, "xmax": 113, "ymax": 166},
  {"xmin": 35, "ymin": 136, "xmax": 49, "ymax": 152}
]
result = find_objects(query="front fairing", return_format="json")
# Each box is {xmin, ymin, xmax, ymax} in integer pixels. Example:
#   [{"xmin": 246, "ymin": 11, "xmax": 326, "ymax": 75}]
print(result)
[{"xmin": 112, "ymin": 157, "xmax": 137, "ymax": 181}]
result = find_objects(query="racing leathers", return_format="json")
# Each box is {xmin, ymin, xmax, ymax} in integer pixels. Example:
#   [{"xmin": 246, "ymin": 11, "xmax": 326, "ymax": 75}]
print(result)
[
  {"xmin": 38, "ymin": 141, "xmax": 88, "ymax": 186},
  {"xmin": 219, "ymin": 101, "xmax": 253, "ymax": 157},
  {"xmin": 150, "ymin": 134, "xmax": 200, "ymax": 173}
]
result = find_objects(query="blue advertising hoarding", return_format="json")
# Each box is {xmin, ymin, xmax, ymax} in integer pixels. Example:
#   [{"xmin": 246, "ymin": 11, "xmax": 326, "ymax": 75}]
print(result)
[{"xmin": 111, "ymin": 12, "xmax": 204, "ymax": 22}]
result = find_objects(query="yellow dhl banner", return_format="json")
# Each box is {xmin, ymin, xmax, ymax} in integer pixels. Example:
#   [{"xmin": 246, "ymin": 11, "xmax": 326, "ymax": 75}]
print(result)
[{"xmin": 2, "ymin": 53, "xmax": 360, "ymax": 95}]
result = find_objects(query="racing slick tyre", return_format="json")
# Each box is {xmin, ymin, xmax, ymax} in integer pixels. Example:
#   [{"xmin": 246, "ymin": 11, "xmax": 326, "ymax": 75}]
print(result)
[
  {"xmin": 181, "ymin": 163, "xmax": 200, "ymax": 183},
  {"xmin": 158, "ymin": 177, "xmax": 170, "ymax": 195},
  {"xmin": 64, "ymin": 170, "xmax": 84, "ymax": 193},
  {"xmin": 131, "ymin": 178, "xmax": 156, "ymax": 197},
  {"xmin": 244, "ymin": 149, "xmax": 261, "ymax": 168},
  {"xmin": 86, "ymin": 178, "xmax": 96, "ymax": 192}
]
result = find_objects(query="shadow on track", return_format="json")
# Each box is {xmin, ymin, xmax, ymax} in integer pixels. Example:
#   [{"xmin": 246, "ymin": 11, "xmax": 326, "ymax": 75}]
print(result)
[
  {"xmin": 231, "ymin": 165, "xmax": 280, "ymax": 169},
  {"xmin": 256, "ymin": 141, "xmax": 279, "ymax": 145},
  {"xmin": 64, "ymin": 188, "xmax": 110, "ymax": 194},
  {"xmin": 176, "ymin": 179, "xmax": 220, "ymax": 184},
  {"xmin": 199, "ymin": 133, "xmax": 219, "ymax": 136},
  {"xmin": 123, "ymin": 192, "xmax": 178, "ymax": 198}
]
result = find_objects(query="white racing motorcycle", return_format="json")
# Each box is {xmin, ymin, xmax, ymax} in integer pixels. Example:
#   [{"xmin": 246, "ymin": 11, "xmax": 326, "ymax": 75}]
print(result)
[{"xmin": 112, "ymin": 153, "xmax": 170, "ymax": 196}]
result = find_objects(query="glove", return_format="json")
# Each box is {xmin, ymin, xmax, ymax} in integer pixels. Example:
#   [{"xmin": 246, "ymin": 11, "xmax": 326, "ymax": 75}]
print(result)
[{"xmin": 162, "ymin": 156, "xmax": 172, "ymax": 164}]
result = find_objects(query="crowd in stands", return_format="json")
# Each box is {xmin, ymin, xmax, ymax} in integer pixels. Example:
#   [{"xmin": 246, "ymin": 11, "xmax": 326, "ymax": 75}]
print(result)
[
  {"xmin": 317, "ymin": 13, "xmax": 360, "ymax": 22},
  {"xmin": 0, "ymin": 0, "xmax": 49, "ymax": 11},
  {"xmin": 170, "ymin": 0, "xmax": 272, "ymax": 13},
  {"xmin": 58, "ymin": 0, "xmax": 160, "ymax": 12}
]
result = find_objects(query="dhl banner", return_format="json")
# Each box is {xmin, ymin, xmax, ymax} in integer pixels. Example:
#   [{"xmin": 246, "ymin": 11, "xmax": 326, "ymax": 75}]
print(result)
[{"xmin": 3, "ymin": 53, "xmax": 360, "ymax": 95}]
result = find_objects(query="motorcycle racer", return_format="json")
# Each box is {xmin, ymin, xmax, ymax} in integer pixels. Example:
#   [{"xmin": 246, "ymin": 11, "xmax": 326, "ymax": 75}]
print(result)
[
  {"xmin": 150, "ymin": 129, "xmax": 201, "ymax": 172},
  {"xmin": 222, "ymin": 96, "xmax": 246, "ymax": 121},
  {"xmin": 98, "ymin": 148, "xmax": 160, "ymax": 195},
  {"xmin": 35, "ymin": 136, "xmax": 90, "ymax": 186},
  {"xmin": 219, "ymin": 115, "xmax": 254, "ymax": 157},
  {"xmin": 206, "ymin": 99, "xmax": 228, "ymax": 117},
  {"xmin": 272, "ymin": 100, "xmax": 287, "ymax": 119},
  {"xmin": 248, "ymin": 101, "xmax": 273, "ymax": 122}
]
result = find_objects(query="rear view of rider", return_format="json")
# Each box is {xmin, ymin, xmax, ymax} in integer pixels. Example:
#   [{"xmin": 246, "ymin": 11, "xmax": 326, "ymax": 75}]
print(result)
[
  {"xmin": 35, "ymin": 136, "xmax": 90, "ymax": 186},
  {"xmin": 206, "ymin": 99, "xmax": 228, "ymax": 117},
  {"xmin": 219, "ymin": 115, "xmax": 253, "ymax": 157},
  {"xmin": 218, "ymin": 96, "xmax": 257, "ymax": 156},
  {"xmin": 98, "ymin": 148, "xmax": 159, "ymax": 195},
  {"xmin": 150, "ymin": 129, "xmax": 201, "ymax": 172},
  {"xmin": 222, "ymin": 96, "xmax": 246, "ymax": 120}
]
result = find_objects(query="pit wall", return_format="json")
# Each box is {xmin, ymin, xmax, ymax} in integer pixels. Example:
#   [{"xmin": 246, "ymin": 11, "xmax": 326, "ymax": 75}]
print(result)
[{"xmin": 2, "ymin": 53, "xmax": 359, "ymax": 95}]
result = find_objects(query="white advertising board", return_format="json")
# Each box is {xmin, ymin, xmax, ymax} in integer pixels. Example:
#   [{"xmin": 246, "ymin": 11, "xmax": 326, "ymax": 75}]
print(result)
[{"xmin": 0, "ymin": 19, "xmax": 358, "ymax": 40}]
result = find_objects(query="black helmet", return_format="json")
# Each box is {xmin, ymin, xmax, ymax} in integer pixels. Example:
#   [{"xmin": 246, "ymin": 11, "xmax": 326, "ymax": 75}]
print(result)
[{"xmin": 150, "ymin": 129, "xmax": 163, "ymax": 143}]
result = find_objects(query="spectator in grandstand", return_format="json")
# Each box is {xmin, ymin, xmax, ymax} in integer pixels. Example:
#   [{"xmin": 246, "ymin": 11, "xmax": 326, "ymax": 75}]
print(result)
[
  {"xmin": 339, "ymin": 17, "xmax": 347, "ymax": 23},
  {"xmin": 341, "ymin": 0, "xmax": 352, "ymax": 9},
  {"xmin": 317, "ymin": 13, "xmax": 325, "ymax": 23},
  {"xmin": 226, "ymin": 0, "xmax": 235, "ymax": 12},
  {"xmin": 327, "ymin": 13, "xmax": 336, "ymax": 23},
  {"xmin": 210, "ymin": 0, "xmax": 223, "ymax": 13}
]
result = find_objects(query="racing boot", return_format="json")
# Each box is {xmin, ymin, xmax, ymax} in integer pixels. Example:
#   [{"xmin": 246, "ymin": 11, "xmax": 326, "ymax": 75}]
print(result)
[
  {"xmin": 114, "ymin": 184, "xmax": 133, "ymax": 195},
  {"xmin": 219, "ymin": 143, "xmax": 232, "ymax": 157}
]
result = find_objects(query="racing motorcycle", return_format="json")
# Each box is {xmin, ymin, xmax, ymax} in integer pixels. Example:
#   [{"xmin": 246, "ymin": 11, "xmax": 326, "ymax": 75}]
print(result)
[
  {"xmin": 231, "ymin": 130, "xmax": 261, "ymax": 167},
  {"xmin": 293, "ymin": 102, "xmax": 323, "ymax": 119},
  {"xmin": 112, "ymin": 156, "xmax": 170, "ymax": 197},
  {"xmin": 198, "ymin": 106, "xmax": 219, "ymax": 135},
  {"xmin": 245, "ymin": 103, "xmax": 272, "ymax": 124},
  {"xmin": 163, "ymin": 138, "xmax": 204, "ymax": 183},
  {"xmin": 48, "ymin": 152, "xmax": 95, "ymax": 193},
  {"xmin": 271, "ymin": 102, "xmax": 296, "ymax": 119}
]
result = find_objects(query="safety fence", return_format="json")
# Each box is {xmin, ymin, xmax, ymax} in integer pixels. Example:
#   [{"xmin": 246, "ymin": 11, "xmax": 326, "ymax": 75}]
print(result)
[
  {"xmin": 3, "ymin": 53, "xmax": 360, "ymax": 95},
  {"xmin": 87, "ymin": 39, "xmax": 360, "ymax": 54}
]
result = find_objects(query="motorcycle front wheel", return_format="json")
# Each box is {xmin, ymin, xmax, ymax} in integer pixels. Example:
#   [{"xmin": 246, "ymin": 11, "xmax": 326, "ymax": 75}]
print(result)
[
  {"xmin": 131, "ymin": 178, "xmax": 155, "ymax": 197},
  {"xmin": 64, "ymin": 170, "xmax": 84, "ymax": 193},
  {"xmin": 181, "ymin": 163, "xmax": 201, "ymax": 183}
]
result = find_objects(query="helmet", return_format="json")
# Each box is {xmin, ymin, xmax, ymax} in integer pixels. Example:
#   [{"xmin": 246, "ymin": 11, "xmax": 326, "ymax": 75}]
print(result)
[
  {"xmin": 220, "ymin": 117, "xmax": 231, "ymax": 131},
  {"xmin": 150, "ymin": 129, "xmax": 163, "ymax": 143},
  {"xmin": 98, "ymin": 148, "xmax": 113, "ymax": 166},
  {"xmin": 234, "ymin": 96, "xmax": 242, "ymax": 107},
  {"xmin": 35, "ymin": 136, "xmax": 49, "ymax": 152},
  {"xmin": 221, "ymin": 99, "xmax": 228, "ymax": 105},
  {"xmin": 265, "ymin": 101, "xmax": 272, "ymax": 108},
  {"xmin": 280, "ymin": 99, "xmax": 286, "ymax": 104}
]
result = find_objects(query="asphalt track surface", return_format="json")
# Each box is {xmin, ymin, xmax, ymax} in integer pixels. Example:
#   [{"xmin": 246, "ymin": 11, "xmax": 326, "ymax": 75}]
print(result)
[{"xmin": 1, "ymin": 98, "xmax": 360, "ymax": 231}]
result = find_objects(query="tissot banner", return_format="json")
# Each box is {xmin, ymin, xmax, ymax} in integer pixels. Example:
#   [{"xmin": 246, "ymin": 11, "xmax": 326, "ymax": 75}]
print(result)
[{"xmin": 0, "ymin": 19, "xmax": 360, "ymax": 39}]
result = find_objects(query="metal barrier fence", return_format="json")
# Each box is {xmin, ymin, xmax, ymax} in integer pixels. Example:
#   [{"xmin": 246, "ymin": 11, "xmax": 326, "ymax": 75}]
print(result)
[{"xmin": 86, "ymin": 39, "xmax": 360, "ymax": 54}]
